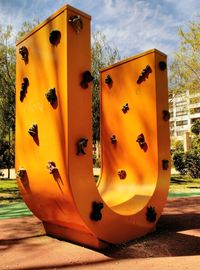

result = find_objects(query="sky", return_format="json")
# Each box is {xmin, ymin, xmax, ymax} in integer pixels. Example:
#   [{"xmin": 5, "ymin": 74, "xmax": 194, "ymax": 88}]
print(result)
[{"xmin": 0, "ymin": 0, "xmax": 200, "ymax": 61}]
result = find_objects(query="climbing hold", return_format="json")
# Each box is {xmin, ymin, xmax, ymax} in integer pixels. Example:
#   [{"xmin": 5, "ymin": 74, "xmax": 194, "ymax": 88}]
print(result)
[
  {"xmin": 137, "ymin": 65, "xmax": 152, "ymax": 84},
  {"xmin": 162, "ymin": 159, "xmax": 169, "ymax": 170},
  {"xmin": 110, "ymin": 135, "xmax": 117, "ymax": 144},
  {"xmin": 136, "ymin": 133, "xmax": 146, "ymax": 148},
  {"xmin": 122, "ymin": 103, "xmax": 129, "ymax": 113},
  {"xmin": 45, "ymin": 88, "xmax": 57, "ymax": 106},
  {"xmin": 20, "ymin": 77, "xmax": 29, "ymax": 102},
  {"xmin": 90, "ymin": 201, "xmax": 104, "ymax": 221},
  {"xmin": 76, "ymin": 138, "xmax": 88, "ymax": 155},
  {"xmin": 16, "ymin": 168, "xmax": 26, "ymax": 180},
  {"xmin": 68, "ymin": 15, "xmax": 83, "ymax": 33},
  {"xmin": 162, "ymin": 110, "xmax": 170, "ymax": 121},
  {"xmin": 159, "ymin": 61, "xmax": 167, "ymax": 71},
  {"xmin": 19, "ymin": 46, "xmax": 28, "ymax": 63},
  {"xmin": 80, "ymin": 71, "xmax": 94, "ymax": 89},
  {"xmin": 49, "ymin": 30, "xmax": 61, "ymax": 45},
  {"xmin": 146, "ymin": 206, "xmax": 157, "ymax": 222},
  {"xmin": 118, "ymin": 170, "xmax": 127, "ymax": 179},
  {"xmin": 105, "ymin": 75, "xmax": 113, "ymax": 86},
  {"xmin": 47, "ymin": 161, "xmax": 58, "ymax": 174},
  {"xmin": 28, "ymin": 124, "xmax": 38, "ymax": 138}
]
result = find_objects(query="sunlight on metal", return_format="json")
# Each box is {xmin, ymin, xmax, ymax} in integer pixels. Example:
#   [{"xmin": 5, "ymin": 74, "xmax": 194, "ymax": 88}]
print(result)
[{"xmin": 15, "ymin": 5, "xmax": 170, "ymax": 249}]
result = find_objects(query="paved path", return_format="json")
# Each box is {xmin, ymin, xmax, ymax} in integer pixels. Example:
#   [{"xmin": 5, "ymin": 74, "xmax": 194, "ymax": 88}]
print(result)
[{"xmin": 0, "ymin": 197, "xmax": 199, "ymax": 270}]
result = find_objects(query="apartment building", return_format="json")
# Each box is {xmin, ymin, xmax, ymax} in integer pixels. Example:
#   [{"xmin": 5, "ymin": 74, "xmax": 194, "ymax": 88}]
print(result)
[{"xmin": 169, "ymin": 90, "xmax": 200, "ymax": 141}]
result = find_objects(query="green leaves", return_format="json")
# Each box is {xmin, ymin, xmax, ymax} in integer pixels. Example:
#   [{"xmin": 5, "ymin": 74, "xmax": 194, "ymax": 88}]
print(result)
[
  {"xmin": 91, "ymin": 31, "xmax": 120, "ymax": 142},
  {"xmin": 169, "ymin": 15, "xmax": 200, "ymax": 97}
]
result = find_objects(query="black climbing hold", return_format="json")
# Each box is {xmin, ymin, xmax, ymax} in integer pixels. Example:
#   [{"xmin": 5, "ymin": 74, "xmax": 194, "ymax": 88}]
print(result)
[
  {"xmin": 105, "ymin": 75, "xmax": 113, "ymax": 86},
  {"xmin": 162, "ymin": 110, "xmax": 170, "ymax": 121},
  {"xmin": 19, "ymin": 46, "xmax": 28, "ymax": 63},
  {"xmin": 68, "ymin": 15, "xmax": 83, "ymax": 33},
  {"xmin": 162, "ymin": 159, "xmax": 169, "ymax": 170},
  {"xmin": 159, "ymin": 61, "xmax": 167, "ymax": 71},
  {"xmin": 136, "ymin": 133, "xmax": 145, "ymax": 148},
  {"xmin": 80, "ymin": 71, "xmax": 94, "ymax": 89},
  {"xmin": 76, "ymin": 138, "xmax": 88, "ymax": 155},
  {"xmin": 47, "ymin": 161, "xmax": 57, "ymax": 174},
  {"xmin": 137, "ymin": 65, "xmax": 152, "ymax": 84},
  {"xmin": 16, "ymin": 168, "xmax": 26, "ymax": 179},
  {"xmin": 118, "ymin": 170, "xmax": 127, "ymax": 179},
  {"xmin": 20, "ymin": 77, "xmax": 29, "ymax": 102},
  {"xmin": 110, "ymin": 135, "xmax": 117, "ymax": 144},
  {"xmin": 122, "ymin": 103, "xmax": 129, "ymax": 113},
  {"xmin": 45, "ymin": 88, "xmax": 57, "ymax": 106},
  {"xmin": 90, "ymin": 201, "xmax": 104, "ymax": 221},
  {"xmin": 146, "ymin": 206, "xmax": 157, "ymax": 222},
  {"xmin": 49, "ymin": 30, "xmax": 61, "ymax": 45},
  {"xmin": 28, "ymin": 124, "xmax": 38, "ymax": 138}
]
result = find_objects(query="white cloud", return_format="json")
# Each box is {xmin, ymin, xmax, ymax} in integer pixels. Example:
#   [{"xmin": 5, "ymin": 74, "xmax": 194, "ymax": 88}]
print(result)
[{"xmin": 0, "ymin": 0, "xmax": 199, "ymax": 61}]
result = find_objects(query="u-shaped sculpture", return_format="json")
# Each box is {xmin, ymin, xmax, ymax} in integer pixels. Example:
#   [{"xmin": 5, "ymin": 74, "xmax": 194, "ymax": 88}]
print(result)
[{"xmin": 15, "ymin": 5, "xmax": 170, "ymax": 249}]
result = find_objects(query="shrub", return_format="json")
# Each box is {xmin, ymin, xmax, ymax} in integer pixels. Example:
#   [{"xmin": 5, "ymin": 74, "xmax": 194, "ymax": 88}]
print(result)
[
  {"xmin": 185, "ymin": 135, "xmax": 200, "ymax": 178},
  {"xmin": 173, "ymin": 150, "xmax": 187, "ymax": 175},
  {"xmin": 191, "ymin": 119, "xmax": 200, "ymax": 135}
]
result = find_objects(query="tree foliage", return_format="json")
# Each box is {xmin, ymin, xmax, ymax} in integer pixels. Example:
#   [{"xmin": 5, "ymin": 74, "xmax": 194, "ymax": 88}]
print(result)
[
  {"xmin": 169, "ymin": 15, "xmax": 200, "ymax": 97},
  {"xmin": 91, "ymin": 31, "xmax": 121, "ymax": 142},
  {"xmin": 173, "ymin": 136, "xmax": 200, "ymax": 178},
  {"xmin": 185, "ymin": 135, "xmax": 200, "ymax": 178},
  {"xmin": 0, "ymin": 25, "xmax": 15, "ymax": 136},
  {"xmin": 191, "ymin": 119, "xmax": 200, "ymax": 135},
  {"xmin": 0, "ymin": 21, "xmax": 38, "ymax": 170}
]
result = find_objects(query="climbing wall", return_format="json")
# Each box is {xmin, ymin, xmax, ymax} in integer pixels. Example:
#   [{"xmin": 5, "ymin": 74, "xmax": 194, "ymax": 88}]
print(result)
[
  {"xmin": 15, "ymin": 5, "xmax": 94, "ymax": 234},
  {"xmin": 16, "ymin": 5, "xmax": 170, "ymax": 249},
  {"xmin": 99, "ymin": 50, "xmax": 170, "ymax": 215}
]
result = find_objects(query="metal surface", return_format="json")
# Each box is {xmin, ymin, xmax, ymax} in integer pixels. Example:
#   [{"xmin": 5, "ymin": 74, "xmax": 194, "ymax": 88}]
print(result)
[{"xmin": 16, "ymin": 5, "xmax": 170, "ymax": 249}]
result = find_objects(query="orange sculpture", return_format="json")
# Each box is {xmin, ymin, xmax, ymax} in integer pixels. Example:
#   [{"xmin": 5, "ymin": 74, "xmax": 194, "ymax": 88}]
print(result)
[{"xmin": 15, "ymin": 5, "xmax": 170, "ymax": 249}]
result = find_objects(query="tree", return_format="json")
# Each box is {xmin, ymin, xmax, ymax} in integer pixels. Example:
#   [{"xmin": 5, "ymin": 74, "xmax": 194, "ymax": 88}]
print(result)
[
  {"xmin": 172, "ymin": 141, "xmax": 187, "ymax": 175},
  {"xmin": 191, "ymin": 119, "xmax": 200, "ymax": 135},
  {"xmin": 0, "ymin": 21, "xmax": 38, "ymax": 177},
  {"xmin": 0, "ymin": 25, "xmax": 15, "ymax": 176},
  {"xmin": 185, "ymin": 135, "xmax": 200, "ymax": 178},
  {"xmin": 169, "ymin": 15, "xmax": 200, "ymax": 98},
  {"xmin": 91, "ymin": 31, "xmax": 121, "ymax": 142}
]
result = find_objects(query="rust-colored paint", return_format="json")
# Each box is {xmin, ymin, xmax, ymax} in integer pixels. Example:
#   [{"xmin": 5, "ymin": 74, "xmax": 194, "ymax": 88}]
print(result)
[{"xmin": 16, "ymin": 5, "xmax": 170, "ymax": 249}]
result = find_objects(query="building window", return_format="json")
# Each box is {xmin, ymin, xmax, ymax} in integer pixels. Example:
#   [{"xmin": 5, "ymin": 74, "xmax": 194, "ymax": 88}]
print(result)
[
  {"xmin": 191, "ymin": 117, "xmax": 200, "ymax": 124},
  {"xmin": 176, "ymin": 111, "xmax": 188, "ymax": 117},
  {"xmin": 175, "ymin": 100, "xmax": 187, "ymax": 107},
  {"xmin": 169, "ymin": 103, "xmax": 173, "ymax": 110},
  {"xmin": 190, "ymin": 97, "xmax": 200, "ymax": 104},
  {"xmin": 176, "ymin": 130, "xmax": 185, "ymax": 136},
  {"xmin": 176, "ymin": 120, "xmax": 188, "ymax": 126},
  {"xmin": 190, "ymin": 107, "xmax": 200, "ymax": 114},
  {"xmin": 170, "ymin": 130, "xmax": 175, "ymax": 136}
]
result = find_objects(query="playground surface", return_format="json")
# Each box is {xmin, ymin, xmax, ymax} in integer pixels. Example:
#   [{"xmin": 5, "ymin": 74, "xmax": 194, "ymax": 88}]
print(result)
[{"xmin": 0, "ymin": 197, "xmax": 199, "ymax": 270}]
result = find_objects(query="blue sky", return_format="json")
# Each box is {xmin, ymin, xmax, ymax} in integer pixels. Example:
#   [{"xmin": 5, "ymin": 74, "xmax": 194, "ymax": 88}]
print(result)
[{"xmin": 0, "ymin": 0, "xmax": 200, "ymax": 60}]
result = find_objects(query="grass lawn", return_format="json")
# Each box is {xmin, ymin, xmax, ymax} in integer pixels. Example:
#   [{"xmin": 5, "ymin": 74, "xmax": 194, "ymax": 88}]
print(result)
[
  {"xmin": 0, "ymin": 174, "xmax": 199, "ymax": 219},
  {"xmin": 0, "ymin": 179, "xmax": 32, "ymax": 219},
  {"xmin": 169, "ymin": 174, "xmax": 200, "ymax": 198}
]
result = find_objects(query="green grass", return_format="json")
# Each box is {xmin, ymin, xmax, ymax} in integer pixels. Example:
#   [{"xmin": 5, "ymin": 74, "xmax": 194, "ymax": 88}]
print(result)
[
  {"xmin": 169, "ymin": 174, "xmax": 200, "ymax": 198},
  {"xmin": 0, "ymin": 179, "xmax": 22, "ymax": 205},
  {"xmin": 0, "ymin": 178, "xmax": 32, "ymax": 219}
]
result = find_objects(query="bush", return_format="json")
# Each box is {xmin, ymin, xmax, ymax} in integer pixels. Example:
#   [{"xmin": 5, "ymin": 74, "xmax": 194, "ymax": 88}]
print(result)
[
  {"xmin": 185, "ymin": 135, "xmax": 200, "ymax": 178},
  {"xmin": 191, "ymin": 119, "xmax": 200, "ymax": 135},
  {"xmin": 173, "ymin": 151, "xmax": 187, "ymax": 175}
]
